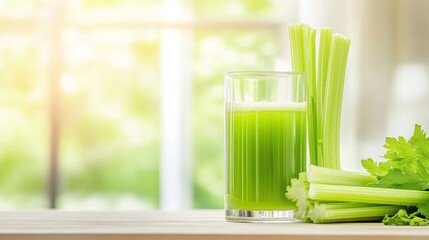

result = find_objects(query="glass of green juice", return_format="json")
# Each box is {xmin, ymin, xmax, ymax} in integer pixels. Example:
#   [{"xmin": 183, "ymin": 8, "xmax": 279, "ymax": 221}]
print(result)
[{"xmin": 225, "ymin": 71, "xmax": 306, "ymax": 222}]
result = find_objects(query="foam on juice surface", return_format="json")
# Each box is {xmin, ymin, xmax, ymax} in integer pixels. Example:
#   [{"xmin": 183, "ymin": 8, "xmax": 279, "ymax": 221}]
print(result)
[{"xmin": 230, "ymin": 101, "xmax": 306, "ymax": 112}]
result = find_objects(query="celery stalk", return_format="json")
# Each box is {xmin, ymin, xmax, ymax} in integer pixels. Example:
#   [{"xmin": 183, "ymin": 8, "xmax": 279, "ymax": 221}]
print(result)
[
  {"xmin": 322, "ymin": 34, "xmax": 350, "ymax": 169},
  {"xmin": 316, "ymin": 28, "xmax": 332, "ymax": 166},
  {"xmin": 306, "ymin": 28, "xmax": 318, "ymax": 166},
  {"xmin": 308, "ymin": 183, "xmax": 429, "ymax": 206},
  {"xmin": 309, "ymin": 202, "xmax": 406, "ymax": 223},
  {"xmin": 288, "ymin": 24, "xmax": 318, "ymax": 166},
  {"xmin": 316, "ymin": 28, "xmax": 332, "ymax": 116},
  {"xmin": 307, "ymin": 165, "xmax": 377, "ymax": 186},
  {"xmin": 289, "ymin": 24, "xmax": 306, "ymax": 72},
  {"xmin": 286, "ymin": 166, "xmax": 378, "ymax": 221}
]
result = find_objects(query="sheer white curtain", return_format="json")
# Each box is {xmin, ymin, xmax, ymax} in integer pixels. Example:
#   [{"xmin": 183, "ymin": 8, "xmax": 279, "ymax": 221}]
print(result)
[{"xmin": 295, "ymin": 0, "xmax": 429, "ymax": 170}]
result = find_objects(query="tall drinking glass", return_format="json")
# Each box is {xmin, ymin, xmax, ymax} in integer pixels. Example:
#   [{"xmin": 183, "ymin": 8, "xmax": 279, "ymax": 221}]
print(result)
[{"xmin": 225, "ymin": 71, "xmax": 306, "ymax": 222}]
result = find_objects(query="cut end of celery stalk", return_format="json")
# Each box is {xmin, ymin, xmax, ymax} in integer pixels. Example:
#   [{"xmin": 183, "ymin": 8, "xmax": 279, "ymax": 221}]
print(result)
[{"xmin": 285, "ymin": 173, "xmax": 311, "ymax": 221}]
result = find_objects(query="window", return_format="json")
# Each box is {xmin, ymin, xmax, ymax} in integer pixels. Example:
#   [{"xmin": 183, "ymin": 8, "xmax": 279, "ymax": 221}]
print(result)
[{"xmin": 0, "ymin": 0, "xmax": 289, "ymax": 209}]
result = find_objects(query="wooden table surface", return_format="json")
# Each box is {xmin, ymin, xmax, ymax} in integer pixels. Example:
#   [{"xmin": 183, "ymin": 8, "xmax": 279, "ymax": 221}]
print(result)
[{"xmin": 0, "ymin": 210, "xmax": 427, "ymax": 240}]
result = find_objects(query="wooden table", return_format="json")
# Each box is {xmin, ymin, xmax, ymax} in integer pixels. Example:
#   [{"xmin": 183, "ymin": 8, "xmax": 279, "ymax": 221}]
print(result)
[{"xmin": 0, "ymin": 210, "xmax": 427, "ymax": 239}]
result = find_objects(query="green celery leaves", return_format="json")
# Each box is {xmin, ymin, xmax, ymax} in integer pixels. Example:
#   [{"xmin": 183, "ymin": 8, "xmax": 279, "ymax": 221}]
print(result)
[
  {"xmin": 363, "ymin": 124, "xmax": 429, "ymax": 225},
  {"xmin": 383, "ymin": 209, "xmax": 428, "ymax": 226},
  {"xmin": 362, "ymin": 124, "xmax": 429, "ymax": 191},
  {"xmin": 361, "ymin": 158, "xmax": 392, "ymax": 177}
]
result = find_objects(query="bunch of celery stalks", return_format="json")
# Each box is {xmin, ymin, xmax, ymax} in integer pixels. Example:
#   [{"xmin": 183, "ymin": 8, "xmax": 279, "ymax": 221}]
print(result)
[{"xmin": 286, "ymin": 24, "xmax": 429, "ymax": 226}]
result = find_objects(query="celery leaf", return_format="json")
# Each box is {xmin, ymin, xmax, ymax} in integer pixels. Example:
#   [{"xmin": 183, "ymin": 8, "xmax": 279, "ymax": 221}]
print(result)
[
  {"xmin": 361, "ymin": 158, "xmax": 392, "ymax": 177},
  {"xmin": 383, "ymin": 209, "xmax": 428, "ymax": 226},
  {"xmin": 417, "ymin": 203, "xmax": 429, "ymax": 218},
  {"xmin": 365, "ymin": 124, "xmax": 429, "ymax": 191},
  {"xmin": 368, "ymin": 169, "xmax": 429, "ymax": 191},
  {"xmin": 382, "ymin": 210, "xmax": 410, "ymax": 226}
]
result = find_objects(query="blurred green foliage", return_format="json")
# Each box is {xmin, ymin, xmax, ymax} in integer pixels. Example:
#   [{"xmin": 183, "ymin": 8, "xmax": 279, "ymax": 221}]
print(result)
[
  {"xmin": 82, "ymin": 0, "xmax": 158, "ymax": 9},
  {"xmin": 0, "ymin": 37, "xmax": 48, "ymax": 208},
  {"xmin": 0, "ymin": 0, "xmax": 280, "ymax": 209},
  {"xmin": 59, "ymin": 30, "xmax": 161, "ymax": 208},
  {"xmin": 192, "ymin": 0, "xmax": 274, "ymax": 19}
]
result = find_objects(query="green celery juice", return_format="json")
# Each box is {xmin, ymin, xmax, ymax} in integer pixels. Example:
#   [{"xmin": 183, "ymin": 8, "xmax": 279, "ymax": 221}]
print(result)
[{"xmin": 226, "ymin": 102, "xmax": 306, "ymax": 210}]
